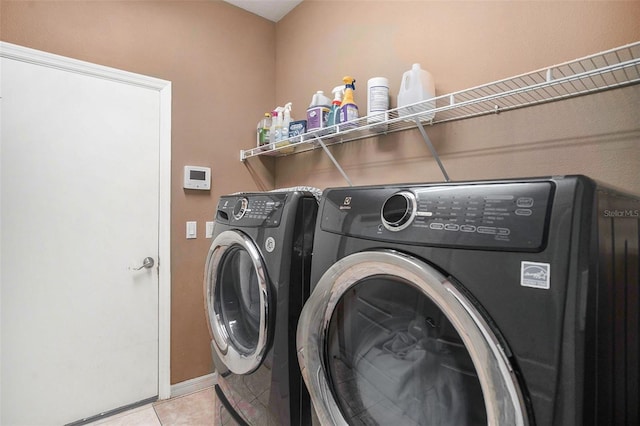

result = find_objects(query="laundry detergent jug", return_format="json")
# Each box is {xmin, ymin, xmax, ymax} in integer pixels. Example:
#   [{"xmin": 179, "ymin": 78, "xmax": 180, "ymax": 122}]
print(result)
[{"xmin": 397, "ymin": 63, "xmax": 435, "ymax": 122}]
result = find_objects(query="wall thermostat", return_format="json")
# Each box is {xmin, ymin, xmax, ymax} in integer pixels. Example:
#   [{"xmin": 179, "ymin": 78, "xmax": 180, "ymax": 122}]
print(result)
[{"xmin": 183, "ymin": 166, "xmax": 211, "ymax": 190}]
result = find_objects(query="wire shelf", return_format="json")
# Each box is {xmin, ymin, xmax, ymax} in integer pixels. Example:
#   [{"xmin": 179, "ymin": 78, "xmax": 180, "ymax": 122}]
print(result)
[{"xmin": 241, "ymin": 41, "xmax": 640, "ymax": 161}]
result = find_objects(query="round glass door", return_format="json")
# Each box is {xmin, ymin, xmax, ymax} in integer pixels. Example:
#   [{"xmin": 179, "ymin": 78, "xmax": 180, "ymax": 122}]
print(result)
[
  {"xmin": 205, "ymin": 230, "xmax": 269, "ymax": 375},
  {"xmin": 297, "ymin": 250, "xmax": 528, "ymax": 426},
  {"xmin": 326, "ymin": 276, "xmax": 486, "ymax": 425}
]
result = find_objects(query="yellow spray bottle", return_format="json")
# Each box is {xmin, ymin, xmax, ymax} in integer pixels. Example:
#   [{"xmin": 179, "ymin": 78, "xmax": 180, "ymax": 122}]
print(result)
[{"xmin": 339, "ymin": 76, "xmax": 358, "ymax": 127}]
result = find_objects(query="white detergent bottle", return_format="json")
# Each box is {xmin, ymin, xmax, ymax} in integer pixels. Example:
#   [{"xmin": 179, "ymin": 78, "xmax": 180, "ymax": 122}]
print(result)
[{"xmin": 397, "ymin": 63, "xmax": 436, "ymax": 122}]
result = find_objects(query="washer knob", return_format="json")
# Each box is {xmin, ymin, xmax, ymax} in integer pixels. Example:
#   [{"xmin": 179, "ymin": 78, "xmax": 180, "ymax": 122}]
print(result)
[
  {"xmin": 381, "ymin": 191, "xmax": 417, "ymax": 231},
  {"xmin": 233, "ymin": 197, "xmax": 249, "ymax": 220}
]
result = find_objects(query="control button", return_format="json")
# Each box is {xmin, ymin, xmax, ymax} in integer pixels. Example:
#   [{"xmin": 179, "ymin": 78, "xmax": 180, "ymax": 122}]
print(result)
[
  {"xmin": 429, "ymin": 222, "xmax": 445, "ymax": 230},
  {"xmin": 517, "ymin": 197, "xmax": 534, "ymax": 208},
  {"xmin": 515, "ymin": 209, "xmax": 533, "ymax": 216},
  {"xmin": 497, "ymin": 228, "xmax": 511, "ymax": 236},
  {"xmin": 477, "ymin": 226, "xmax": 497, "ymax": 235},
  {"xmin": 415, "ymin": 211, "xmax": 433, "ymax": 217},
  {"xmin": 381, "ymin": 191, "xmax": 417, "ymax": 232},
  {"xmin": 484, "ymin": 195, "xmax": 514, "ymax": 201},
  {"xmin": 460, "ymin": 225, "xmax": 476, "ymax": 232},
  {"xmin": 233, "ymin": 198, "xmax": 249, "ymax": 220},
  {"xmin": 444, "ymin": 224, "xmax": 459, "ymax": 231}
]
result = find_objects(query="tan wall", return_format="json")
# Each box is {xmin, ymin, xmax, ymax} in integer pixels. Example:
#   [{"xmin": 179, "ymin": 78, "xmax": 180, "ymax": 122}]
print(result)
[
  {"xmin": 1, "ymin": 0, "xmax": 276, "ymax": 384},
  {"xmin": 273, "ymin": 1, "xmax": 640, "ymax": 193}
]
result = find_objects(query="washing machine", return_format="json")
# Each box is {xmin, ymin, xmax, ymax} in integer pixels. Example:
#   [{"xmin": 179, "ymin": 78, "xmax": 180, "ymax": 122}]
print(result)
[
  {"xmin": 204, "ymin": 188, "xmax": 320, "ymax": 426},
  {"xmin": 297, "ymin": 175, "xmax": 639, "ymax": 426}
]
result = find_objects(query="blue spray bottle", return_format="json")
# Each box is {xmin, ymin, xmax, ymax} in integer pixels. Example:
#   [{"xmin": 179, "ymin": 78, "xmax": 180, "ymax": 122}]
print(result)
[{"xmin": 327, "ymin": 85, "xmax": 344, "ymax": 130}]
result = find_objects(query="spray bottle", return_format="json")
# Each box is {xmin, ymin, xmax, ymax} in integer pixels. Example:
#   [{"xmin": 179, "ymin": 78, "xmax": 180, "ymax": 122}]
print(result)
[
  {"xmin": 269, "ymin": 106, "xmax": 284, "ymax": 143},
  {"xmin": 276, "ymin": 102, "xmax": 295, "ymax": 154},
  {"xmin": 339, "ymin": 76, "xmax": 358, "ymax": 127},
  {"xmin": 326, "ymin": 86, "xmax": 344, "ymax": 130},
  {"xmin": 281, "ymin": 102, "xmax": 293, "ymax": 140}
]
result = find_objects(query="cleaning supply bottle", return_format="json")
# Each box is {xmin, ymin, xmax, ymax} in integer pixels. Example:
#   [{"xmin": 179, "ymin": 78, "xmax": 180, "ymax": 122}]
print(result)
[
  {"xmin": 281, "ymin": 102, "xmax": 293, "ymax": 140},
  {"xmin": 306, "ymin": 91, "xmax": 331, "ymax": 132},
  {"xmin": 274, "ymin": 104, "xmax": 295, "ymax": 153},
  {"xmin": 276, "ymin": 102, "xmax": 295, "ymax": 154},
  {"xmin": 256, "ymin": 112, "xmax": 271, "ymax": 147},
  {"xmin": 367, "ymin": 77, "xmax": 389, "ymax": 130},
  {"xmin": 269, "ymin": 106, "xmax": 284, "ymax": 143},
  {"xmin": 339, "ymin": 76, "xmax": 358, "ymax": 128},
  {"xmin": 326, "ymin": 86, "xmax": 344, "ymax": 130},
  {"xmin": 397, "ymin": 63, "xmax": 436, "ymax": 121}
]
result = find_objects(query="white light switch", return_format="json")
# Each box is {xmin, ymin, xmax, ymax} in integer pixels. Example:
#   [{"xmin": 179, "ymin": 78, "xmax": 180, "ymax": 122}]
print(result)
[
  {"xmin": 206, "ymin": 221, "xmax": 214, "ymax": 239},
  {"xmin": 186, "ymin": 221, "xmax": 197, "ymax": 239}
]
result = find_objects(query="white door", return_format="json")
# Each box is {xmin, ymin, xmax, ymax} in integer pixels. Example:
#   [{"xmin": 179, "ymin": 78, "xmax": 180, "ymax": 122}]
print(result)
[{"xmin": 0, "ymin": 43, "xmax": 171, "ymax": 425}]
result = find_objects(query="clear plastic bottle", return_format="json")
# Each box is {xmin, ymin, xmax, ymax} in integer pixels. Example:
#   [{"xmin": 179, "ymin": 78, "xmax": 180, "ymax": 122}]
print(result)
[
  {"xmin": 269, "ymin": 106, "xmax": 284, "ymax": 143},
  {"xmin": 256, "ymin": 112, "xmax": 271, "ymax": 147},
  {"xmin": 275, "ymin": 103, "xmax": 295, "ymax": 154}
]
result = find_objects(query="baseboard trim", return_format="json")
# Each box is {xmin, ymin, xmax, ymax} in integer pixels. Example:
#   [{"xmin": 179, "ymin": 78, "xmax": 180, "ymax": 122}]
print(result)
[{"xmin": 169, "ymin": 372, "xmax": 218, "ymax": 398}]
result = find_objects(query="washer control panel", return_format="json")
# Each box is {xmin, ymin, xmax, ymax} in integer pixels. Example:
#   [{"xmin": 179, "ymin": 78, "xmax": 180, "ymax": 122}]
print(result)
[
  {"xmin": 321, "ymin": 182, "xmax": 554, "ymax": 250},
  {"xmin": 216, "ymin": 193, "xmax": 287, "ymax": 227}
]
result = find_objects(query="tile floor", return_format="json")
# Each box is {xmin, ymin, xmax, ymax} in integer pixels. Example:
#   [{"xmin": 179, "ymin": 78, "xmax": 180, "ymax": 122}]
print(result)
[{"xmin": 88, "ymin": 387, "xmax": 215, "ymax": 426}]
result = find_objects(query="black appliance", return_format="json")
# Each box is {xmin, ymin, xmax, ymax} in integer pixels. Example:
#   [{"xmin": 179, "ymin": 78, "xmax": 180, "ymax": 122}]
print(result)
[
  {"xmin": 297, "ymin": 175, "xmax": 639, "ymax": 426},
  {"xmin": 205, "ymin": 189, "xmax": 318, "ymax": 425}
]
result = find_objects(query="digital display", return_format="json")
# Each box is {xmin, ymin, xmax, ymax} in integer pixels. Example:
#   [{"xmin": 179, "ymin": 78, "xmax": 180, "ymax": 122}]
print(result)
[
  {"xmin": 190, "ymin": 170, "xmax": 206, "ymax": 181},
  {"xmin": 184, "ymin": 166, "xmax": 210, "ymax": 190}
]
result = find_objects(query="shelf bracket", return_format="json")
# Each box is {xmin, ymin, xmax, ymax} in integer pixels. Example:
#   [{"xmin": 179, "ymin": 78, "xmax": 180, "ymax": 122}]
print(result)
[
  {"xmin": 414, "ymin": 117, "xmax": 450, "ymax": 182},
  {"xmin": 312, "ymin": 135, "xmax": 353, "ymax": 186}
]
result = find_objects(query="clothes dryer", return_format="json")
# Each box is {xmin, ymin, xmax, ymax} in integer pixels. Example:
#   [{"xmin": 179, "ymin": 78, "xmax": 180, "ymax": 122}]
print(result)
[
  {"xmin": 297, "ymin": 176, "xmax": 639, "ymax": 426},
  {"xmin": 205, "ymin": 189, "xmax": 319, "ymax": 425}
]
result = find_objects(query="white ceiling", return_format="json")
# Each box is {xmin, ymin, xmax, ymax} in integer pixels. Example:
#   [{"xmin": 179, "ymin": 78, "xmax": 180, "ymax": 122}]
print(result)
[{"xmin": 223, "ymin": 0, "xmax": 303, "ymax": 22}]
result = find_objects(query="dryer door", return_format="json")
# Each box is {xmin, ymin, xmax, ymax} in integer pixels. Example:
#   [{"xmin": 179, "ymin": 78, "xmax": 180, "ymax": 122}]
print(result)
[
  {"xmin": 297, "ymin": 250, "xmax": 529, "ymax": 426},
  {"xmin": 205, "ymin": 230, "xmax": 269, "ymax": 375}
]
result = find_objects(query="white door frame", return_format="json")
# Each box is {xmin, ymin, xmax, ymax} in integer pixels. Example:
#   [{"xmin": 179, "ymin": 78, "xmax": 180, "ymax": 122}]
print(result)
[{"xmin": 0, "ymin": 41, "xmax": 172, "ymax": 400}]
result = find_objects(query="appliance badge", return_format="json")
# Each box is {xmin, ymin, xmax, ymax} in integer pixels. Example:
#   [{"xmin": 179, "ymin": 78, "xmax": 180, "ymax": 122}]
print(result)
[
  {"xmin": 520, "ymin": 261, "xmax": 550, "ymax": 289},
  {"xmin": 265, "ymin": 237, "xmax": 276, "ymax": 253},
  {"xmin": 340, "ymin": 196, "xmax": 352, "ymax": 210}
]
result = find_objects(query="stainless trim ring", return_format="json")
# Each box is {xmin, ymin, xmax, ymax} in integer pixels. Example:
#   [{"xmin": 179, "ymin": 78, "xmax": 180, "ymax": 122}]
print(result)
[{"xmin": 204, "ymin": 230, "xmax": 269, "ymax": 375}]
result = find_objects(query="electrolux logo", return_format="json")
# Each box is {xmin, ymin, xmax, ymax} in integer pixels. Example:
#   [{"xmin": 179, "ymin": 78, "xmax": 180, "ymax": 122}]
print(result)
[
  {"xmin": 340, "ymin": 196, "xmax": 352, "ymax": 210},
  {"xmin": 521, "ymin": 261, "xmax": 550, "ymax": 289},
  {"xmin": 603, "ymin": 209, "xmax": 639, "ymax": 218}
]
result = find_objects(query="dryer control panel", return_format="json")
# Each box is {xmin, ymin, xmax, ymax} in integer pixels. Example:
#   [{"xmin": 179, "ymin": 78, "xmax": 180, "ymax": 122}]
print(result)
[
  {"xmin": 216, "ymin": 194, "xmax": 287, "ymax": 227},
  {"xmin": 321, "ymin": 182, "xmax": 554, "ymax": 251}
]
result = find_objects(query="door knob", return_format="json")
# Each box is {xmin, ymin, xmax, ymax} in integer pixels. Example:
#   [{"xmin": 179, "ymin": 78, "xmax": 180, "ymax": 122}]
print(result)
[{"xmin": 131, "ymin": 257, "xmax": 155, "ymax": 271}]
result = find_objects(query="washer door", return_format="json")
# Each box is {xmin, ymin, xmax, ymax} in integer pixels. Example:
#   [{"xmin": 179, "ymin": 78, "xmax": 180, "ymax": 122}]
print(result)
[
  {"xmin": 297, "ymin": 250, "xmax": 528, "ymax": 426},
  {"xmin": 205, "ymin": 230, "xmax": 269, "ymax": 375}
]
